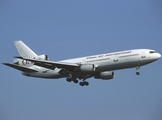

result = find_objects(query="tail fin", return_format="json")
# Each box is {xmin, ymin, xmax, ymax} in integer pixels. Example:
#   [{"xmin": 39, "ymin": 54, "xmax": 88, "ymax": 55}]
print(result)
[{"xmin": 14, "ymin": 41, "xmax": 37, "ymax": 58}]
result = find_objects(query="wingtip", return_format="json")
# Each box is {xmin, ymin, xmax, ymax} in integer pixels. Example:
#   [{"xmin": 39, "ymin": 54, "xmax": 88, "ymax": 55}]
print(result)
[{"xmin": 2, "ymin": 63, "xmax": 9, "ymax": 66}]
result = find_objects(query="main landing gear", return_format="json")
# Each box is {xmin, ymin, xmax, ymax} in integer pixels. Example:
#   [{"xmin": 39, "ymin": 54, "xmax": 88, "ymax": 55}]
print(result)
[
  {"xmin": 79, "ymin": 77, "xmax": 89, "ymax": 86},
  {"xmin": 79, "ymin": 81, "xmax": 89, "ymax": 86},
  {"xmin": 66, "ymin": 77, "xmax": 78, "ymax": 83},
  {"xmin": 136, "ymin": 66, "xmax": 140, "ymax": 75},
  {"xmin": 66, "ymin": 77, "xmax": 89, "ymax": 86}
]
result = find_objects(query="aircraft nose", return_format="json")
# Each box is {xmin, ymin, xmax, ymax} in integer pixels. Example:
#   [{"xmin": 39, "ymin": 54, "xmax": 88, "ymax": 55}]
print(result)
[
  {"xmin": 154, "ymin": 53, "xmax": 161, "ymax": 60},
  {"xmin": 149, "ymin": 52, "xmax": 161, "ymax": 62},
  {"xmin": 157, "ymin": 53, "xmax": 161, "ymax": 59}
]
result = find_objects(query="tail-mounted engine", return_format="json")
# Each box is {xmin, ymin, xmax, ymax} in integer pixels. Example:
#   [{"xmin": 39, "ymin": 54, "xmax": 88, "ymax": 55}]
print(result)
[
  {"xmin": 35, "ymin": 54, "xmax": 49, "ymax": 60},
  {"xmin": 95, "ymin": 71, "xmax": 115, "ymax": 80},
  {"xmin": 13, "ymin": 54, "xmax": 49, "ymax": 65}
]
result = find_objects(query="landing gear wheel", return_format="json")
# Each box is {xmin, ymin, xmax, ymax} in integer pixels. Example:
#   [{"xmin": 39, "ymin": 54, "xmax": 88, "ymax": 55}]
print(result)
[
  {"xmin": 79, "ymin": 82, "xmax": 84, "ymax": 86},
  {"xmin": 79, "ymin": 82, "xmax": 89, "ymax": 86},
  {"xmin": 136, "ymin": 66, "xmax": 140, "ymax": 75},
  {"xmin": 73, "ymin": 79, "xmax": 78, "ymax": 83},
  {"xmin": 66, "ymin": 78, "xmax": 71, "ymax": 82},
  {"xmin": 84, "ymin": 82, "xmax": 89, "ymax": 86},
  {"xmin": 136, "ymin": 72, "xmax": 140, "ymax": 75}
]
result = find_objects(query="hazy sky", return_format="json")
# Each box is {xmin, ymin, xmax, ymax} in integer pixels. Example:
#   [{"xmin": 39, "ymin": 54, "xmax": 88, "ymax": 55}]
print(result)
[{"xmin": 0, "ymin": 0, "xmax": 162, "ymax": 120}]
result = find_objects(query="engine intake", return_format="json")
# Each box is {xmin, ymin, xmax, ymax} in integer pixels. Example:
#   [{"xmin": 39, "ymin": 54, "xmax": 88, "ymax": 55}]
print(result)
[
  {"xmin": 35, "ymin": 54, "xmax": 49, "ymax": 60},
  {"xmin": 13, "ymin": 54, "xmax": 49, "ymax": 65},
  {"xmin": 95, "ymin": 71, "xmax": 115, "ymax": 80}
]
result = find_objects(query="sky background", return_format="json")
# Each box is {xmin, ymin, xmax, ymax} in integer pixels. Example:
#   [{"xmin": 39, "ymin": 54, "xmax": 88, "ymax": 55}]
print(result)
[{"xmin": 0, "ymin": 0, "xmax": 162, "ymax": 120}]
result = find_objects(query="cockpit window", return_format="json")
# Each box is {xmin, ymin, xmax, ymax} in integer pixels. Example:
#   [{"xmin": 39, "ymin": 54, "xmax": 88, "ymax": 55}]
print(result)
[{"xmin": 150, "ymin": 51, "xmax": 156, "ymax": 54}]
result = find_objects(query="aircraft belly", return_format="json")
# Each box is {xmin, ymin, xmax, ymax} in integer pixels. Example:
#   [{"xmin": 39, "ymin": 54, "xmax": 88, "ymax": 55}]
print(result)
[
  {"xmin": 114, "ymin": 57, "xmax": 140, "ymax": 70},
  {"xmin": 140, "ymin": 59, "xmax": 157, "ymax": 66},
  {"xmin": 115, "ymin": 61, "xmax": 138, "ymax": 70},
  {"xmin": 95, "ymin": 60, "xmax": 115, "ymax": 72},
  {"xmin": 23, "ymin": 69, "xmax": 65, "ymax": 79}
]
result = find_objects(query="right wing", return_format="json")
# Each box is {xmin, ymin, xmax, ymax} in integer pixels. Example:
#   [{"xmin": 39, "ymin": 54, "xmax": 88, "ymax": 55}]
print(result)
[{"xmin": 2, "ymin": 63, "xmax": 39, "ymax": 72}]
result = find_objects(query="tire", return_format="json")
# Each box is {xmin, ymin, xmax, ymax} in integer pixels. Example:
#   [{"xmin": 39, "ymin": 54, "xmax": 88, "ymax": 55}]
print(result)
[
  {"xmin": 74, "ymin": 80, "xmax": 78, "ymax": 83},
  {"xmin": 84, "ymin": 82, "xmax": 89, "ymax": 86},
  {"xmin": 66, "ymin": 78, "xmax": 71, "ymax": 82},
  {"xmin": 136, "ymin": 72, "xmax": 140, "ymax": 75},
  {"xmin": 79, "ymin": 82, "xmax": 84, "ymax": 86}
]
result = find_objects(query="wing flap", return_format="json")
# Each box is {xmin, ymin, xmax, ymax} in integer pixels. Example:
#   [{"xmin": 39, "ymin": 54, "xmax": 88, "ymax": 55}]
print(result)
[{"xmin": 2, "ymin": 63, "xmax": 39, "ymax": 72}]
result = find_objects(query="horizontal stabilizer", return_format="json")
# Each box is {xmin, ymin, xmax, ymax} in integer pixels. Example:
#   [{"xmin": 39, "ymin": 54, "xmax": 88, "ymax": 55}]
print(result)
[{"xmin": 2, "ymin": 63, "xmax": 39, "ymax": 72}]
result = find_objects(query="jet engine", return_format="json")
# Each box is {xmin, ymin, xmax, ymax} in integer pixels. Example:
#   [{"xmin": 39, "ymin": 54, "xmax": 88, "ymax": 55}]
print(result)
[
  {"xmin": 75, "ymin": 64, "xmax": 95, "ymax": 72},
  {"xmin": 95, "ymin": 71, "xmax": 115, "ymax": 80},
  {"xmin": 35, "ymin": 54, "xmax": 49, "ymax": 60},
  {"xmin": 13, "ymin": 54, "xmax": 49, "ymax": 65}
]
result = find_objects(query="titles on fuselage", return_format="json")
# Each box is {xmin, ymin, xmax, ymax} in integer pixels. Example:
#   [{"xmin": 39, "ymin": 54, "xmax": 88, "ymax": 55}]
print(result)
[{"xmin": 86, "ymin": 51, "xmax": 132, "ymax": 59}]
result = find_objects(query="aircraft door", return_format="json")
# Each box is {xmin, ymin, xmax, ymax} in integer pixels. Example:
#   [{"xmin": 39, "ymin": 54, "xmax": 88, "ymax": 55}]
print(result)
[
  {"xmin": 140, "ymin": 52, "xmax": 146, "ymax": 65},
  {"xmin": 113, "ymin": 55, "xmax": 118, "ymax": 62},
  {"xmin": 141, "ymin": 52, "xmax": 146, "ymax": 59},
  {"xmin": 112, "ymin": 55, "xmax": 119, "ymax": 69}
]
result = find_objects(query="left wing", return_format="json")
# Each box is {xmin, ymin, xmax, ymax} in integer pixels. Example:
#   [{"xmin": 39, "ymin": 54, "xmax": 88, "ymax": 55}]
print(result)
[
  {"xmin": 2, "ymin": 63, "xmax": 39, "ymax": 72},
  {"xmin": 16, "ymin": 57, "xmax": 79, "ymax": 70}
]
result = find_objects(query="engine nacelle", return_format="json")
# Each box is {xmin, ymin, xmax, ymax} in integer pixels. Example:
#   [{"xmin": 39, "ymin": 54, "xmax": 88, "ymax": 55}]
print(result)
[
  {"xmin": 95, "ymin": 71, "xmax": 115, "ymax": 80},
  {"xmin": 35, "ymin": 54, "xmax": 49, "ymax": 60},
  {"xmin": 13, "ymin": 59, "xmax": 20, "ymax": 64},
  {"xmin": 75, "ymin": 64, "xmax": 95, "ymax": 72}
]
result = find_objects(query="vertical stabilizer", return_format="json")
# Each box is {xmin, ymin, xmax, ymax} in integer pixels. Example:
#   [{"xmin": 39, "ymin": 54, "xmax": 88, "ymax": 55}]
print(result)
[{"xmin": 14, "ymin": 41, "xmax": 37, "ymax": 58}]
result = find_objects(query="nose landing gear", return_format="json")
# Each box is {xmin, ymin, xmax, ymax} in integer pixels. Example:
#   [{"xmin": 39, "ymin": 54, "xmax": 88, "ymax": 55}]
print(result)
[
  {"xmin": 136, "ymin": 72, "xmax": 140, "ymax": 75},
  {"xmin": 136, "ymin": 66, "xmax": 140, "ymax": 75}
]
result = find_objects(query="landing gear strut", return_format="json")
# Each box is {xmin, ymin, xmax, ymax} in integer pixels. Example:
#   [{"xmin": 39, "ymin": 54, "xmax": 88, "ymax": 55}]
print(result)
[{"xmin": 136, "ymin": 66, "xmax": 140, "ymax": 75}]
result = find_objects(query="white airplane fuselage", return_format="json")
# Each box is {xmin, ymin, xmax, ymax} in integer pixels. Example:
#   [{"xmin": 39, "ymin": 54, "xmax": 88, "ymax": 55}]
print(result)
[
  {"xmin": 22, "ymin": 49, "xmax": 161, "ymax": 79},
  {"xmin": 3, "ymin": 41, "xmax": 161, "ymax": 86}
]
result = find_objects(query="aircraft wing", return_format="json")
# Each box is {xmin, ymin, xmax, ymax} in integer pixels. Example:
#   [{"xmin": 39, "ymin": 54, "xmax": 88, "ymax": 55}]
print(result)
[
  {"xmin": 15, "ymin": 57, "xmax": 79, "ymax": 70},
  {"xmin": 2, "ymin": 63, "xmax": 39, "ymax": 72}
]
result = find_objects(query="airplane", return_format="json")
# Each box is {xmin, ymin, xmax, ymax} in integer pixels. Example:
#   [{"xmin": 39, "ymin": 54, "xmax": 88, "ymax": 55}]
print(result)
[{"xmin": 2, "ymin": 41, "xmax": 161, "ymax": 86}]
